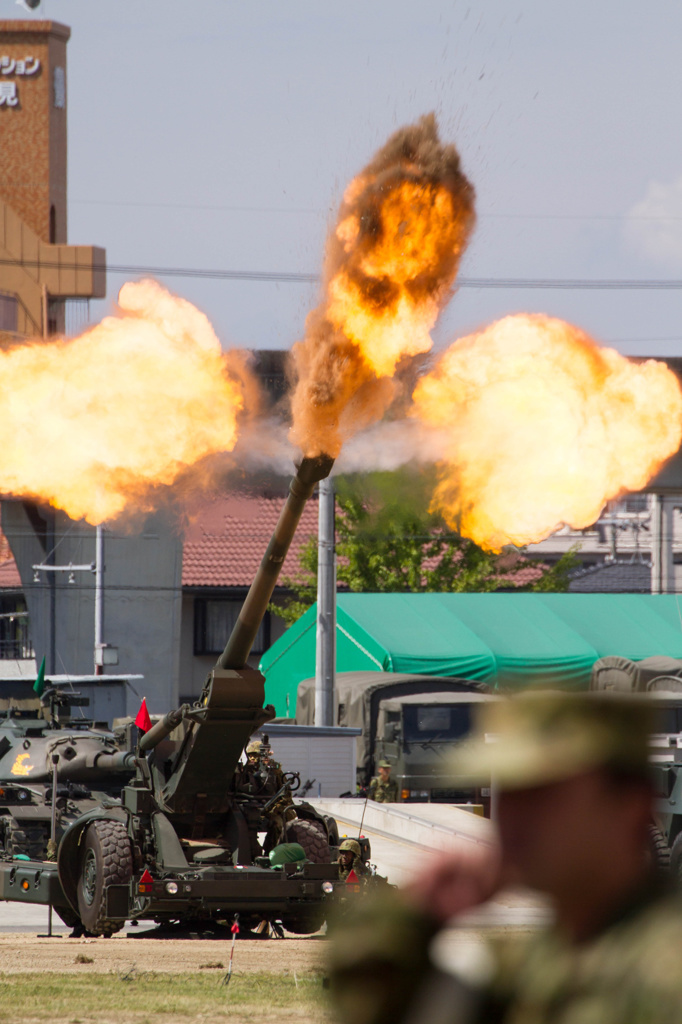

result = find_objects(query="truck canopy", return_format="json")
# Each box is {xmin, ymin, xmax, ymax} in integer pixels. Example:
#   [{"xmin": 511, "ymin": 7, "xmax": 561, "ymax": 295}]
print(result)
[{"xmin": 262, "ymin": 593, "xmax": 682, "ymax": 716}]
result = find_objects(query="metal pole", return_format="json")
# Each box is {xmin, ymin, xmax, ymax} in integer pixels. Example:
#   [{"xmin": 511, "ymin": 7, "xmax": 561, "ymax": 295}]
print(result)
[
  {"xmin": 651, "ymin": 495, "xmax": 674, "ymax": 594},
  {"xmin": 315, "ymin": 477, "xmax": 336, "ymax": 727},
  {"xmin": 48, "ymin": 754, "xmax": 58, "ymax": 937},
  {"xmin": 94, "ymin": 525, "xmax": 103, "ymax": 674}
]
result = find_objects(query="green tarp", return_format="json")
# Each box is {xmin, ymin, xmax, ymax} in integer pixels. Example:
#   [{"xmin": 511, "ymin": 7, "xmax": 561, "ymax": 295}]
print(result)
[{"xmin": 260, "ymin": 593, "xmax": 682, "ymax": 718}]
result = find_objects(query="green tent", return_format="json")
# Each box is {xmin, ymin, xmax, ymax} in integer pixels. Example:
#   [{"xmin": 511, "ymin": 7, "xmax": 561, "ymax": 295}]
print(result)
[{"xmin": 260, "ymin": 593, "xmax": 682, "ymax": 718}]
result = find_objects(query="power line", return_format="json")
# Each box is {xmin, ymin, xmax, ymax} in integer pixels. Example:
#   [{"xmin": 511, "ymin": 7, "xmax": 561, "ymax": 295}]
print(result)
[
  {"xmin": 68, "ymin": 199, "xmax": 682, "ymax": 223},
  {"xmin": 4, "ymin": 254, "xmax": 682, "ymax": 290}
]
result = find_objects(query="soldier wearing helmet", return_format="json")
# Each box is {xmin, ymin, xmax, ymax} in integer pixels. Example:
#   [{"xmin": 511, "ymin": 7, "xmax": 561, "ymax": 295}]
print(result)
[
  {"xmin": 368, "ymin": 760, "xmax": 398, "ymax": 803},
  {"xmin": 246, "ymin": 740, "xmax": 263, "ymax": 766},
  {"xmin": 337, "ymin": 838, "xmax": 369, "ymax": 882}
]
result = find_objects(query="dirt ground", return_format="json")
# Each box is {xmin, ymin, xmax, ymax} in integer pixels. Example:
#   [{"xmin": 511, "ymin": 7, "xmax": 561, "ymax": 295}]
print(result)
[{"xmin": 0, "ymin": 931, "xmax": 328, "ymax": 975}]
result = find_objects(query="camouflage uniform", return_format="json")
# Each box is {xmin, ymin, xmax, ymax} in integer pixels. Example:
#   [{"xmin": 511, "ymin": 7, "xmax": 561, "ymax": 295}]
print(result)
[
  {"xmin": 368, "ymin": 761, "xmax": 398, "ymax": 803},
  {"xmin": 330, "ymin": 884, "xmax": 682, "ymax": 1024},
  {"xmin": 337, "ymin": 838, "xmax": 369, "ymax": 882},
  {"xmin": 329, "ymin": 692, "xmax": 682, "ymax": 1024}
]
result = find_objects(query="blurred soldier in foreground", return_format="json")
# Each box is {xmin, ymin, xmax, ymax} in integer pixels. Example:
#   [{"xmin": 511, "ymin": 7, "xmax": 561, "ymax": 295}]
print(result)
[
  {"xmin": 369, "ymin": 760, "xmax": 399, "ymax": 803},
  {"xmin": 329, "ymin": 691, "xmax": 682, "ymax": 1024},
  {"xmin": 337, "ymin": 838, "xmax": 369, "ymax": 882}
]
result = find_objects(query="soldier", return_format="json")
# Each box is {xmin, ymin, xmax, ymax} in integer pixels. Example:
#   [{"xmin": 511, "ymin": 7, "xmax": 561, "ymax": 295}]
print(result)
[
  {"xmin": 368, "ymin": 760, "xmax": 399, "ymax": 803},
  {"xmin": 337, "ymin": 838, "xmax": 369, "ymax": 882},
  {"xmin": 329, "ymin": 691, "xmax": 682, "ymax": 1024},
  {"xmin": 245, "ymin": 739, "xmax": 262, "ymax": 766}
]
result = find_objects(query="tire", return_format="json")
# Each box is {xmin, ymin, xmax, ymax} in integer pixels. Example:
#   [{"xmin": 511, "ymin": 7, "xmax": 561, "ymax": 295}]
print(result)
[
  {"xmin": 280, "ymin": 909, "xmax": 326, "ymax": 935},
  {"xmin": 324, "ymin": 815, "xmax": 340, "ymax": 848},
  {"xmin": 76, "ymin": 820, "xmax": 132, "ymax": 937},
  {"xmin": 7, "ymin": 820, "xmax": 49, "ymax": 861},
  {"xmin": 648, "ymin": 824, "xmax": 671, "ymax": 873},
  {"xmin": 284, "ymin": 819, "xmax": 331, "ymax": 864},
  {"xmin": 669, "ymin": 832, "xmax": 682, "ymax": 883}
]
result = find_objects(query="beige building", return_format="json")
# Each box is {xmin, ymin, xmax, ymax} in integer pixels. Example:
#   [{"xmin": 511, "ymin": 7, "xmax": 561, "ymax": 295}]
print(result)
[{"xmin": 0, "ymin": 19, "xmax": 105, "ymax": 340}]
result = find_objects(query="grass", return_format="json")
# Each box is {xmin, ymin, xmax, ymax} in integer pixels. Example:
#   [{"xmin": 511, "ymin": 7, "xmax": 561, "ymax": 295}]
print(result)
[{"xmin": 0, "ymin": 971, "xmax": 329, "ymax": 1023}]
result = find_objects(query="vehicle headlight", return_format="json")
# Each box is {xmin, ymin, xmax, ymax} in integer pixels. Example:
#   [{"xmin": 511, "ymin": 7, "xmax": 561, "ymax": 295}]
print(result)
[
  {"xmin": 321, "ymin": 881, "xmax": 334, "ymax": 894},
  {"xmin": 165, "ymin": 881, "xmax": 179, "ymax": 895}
]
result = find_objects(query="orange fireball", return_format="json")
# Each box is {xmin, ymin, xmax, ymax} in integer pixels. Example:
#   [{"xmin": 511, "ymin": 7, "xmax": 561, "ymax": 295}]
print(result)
[
  {"xmin": 0, "ymin": 279, "xmax": 247, "ymax": 524},
  {"xmin": 412, "ymin": 314, "xmax": 682, "ymax": 550},
  {"xmin": 290, "ymin": 114, "xmax": 475, "ymax": 458}
]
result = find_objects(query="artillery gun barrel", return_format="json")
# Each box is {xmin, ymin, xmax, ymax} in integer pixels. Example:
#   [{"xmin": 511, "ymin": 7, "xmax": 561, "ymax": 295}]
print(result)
[
  {"xmin": 216, "ymin": 453, "xmax": 334, "ymax": 671},
  {"xmin": 138, "ymin": 454, "xmax": 333, "ymax": 755}
]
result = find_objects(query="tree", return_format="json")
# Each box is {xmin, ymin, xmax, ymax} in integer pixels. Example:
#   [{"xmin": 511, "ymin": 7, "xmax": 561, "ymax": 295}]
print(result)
[{"xmin": 271, "ymin": 471, "xmax": 578, "ymax": 627}]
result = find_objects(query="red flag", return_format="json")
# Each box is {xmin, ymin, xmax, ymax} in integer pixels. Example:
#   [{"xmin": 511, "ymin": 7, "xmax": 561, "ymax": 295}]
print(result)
[
  {"xmin": 135, "ymin": 697, "xmax": 152, "ymax": 733},
  {"xmin": 345, "ymin": 868, "xmax": 359, "ymax": 884}
]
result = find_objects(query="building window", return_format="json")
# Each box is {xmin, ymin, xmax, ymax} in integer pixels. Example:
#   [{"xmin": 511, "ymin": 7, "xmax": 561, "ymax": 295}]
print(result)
[
  {"xmin": 0, "ymin": 292, "xmax": 18, "ymax": 333},
  {"xmin": 0, "ymin": 597, "xmax": 33, "ymax": 661},
  {"xmin": 194, "ymin": 598, "xmax": 268, "ymax": 657},
  {"xmin": 49, "ymin": 205, "xmax": 56, "ymax": 244},
  {"xmin": 53, "ymin": 67, "xmax": 65, "ymax": 109}
]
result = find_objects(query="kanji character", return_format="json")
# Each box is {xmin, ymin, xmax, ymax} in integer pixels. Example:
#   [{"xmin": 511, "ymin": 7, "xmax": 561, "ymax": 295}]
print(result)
[{"xmin": 0, "ymin": 82, "xmax": 18, "ymax": 106}]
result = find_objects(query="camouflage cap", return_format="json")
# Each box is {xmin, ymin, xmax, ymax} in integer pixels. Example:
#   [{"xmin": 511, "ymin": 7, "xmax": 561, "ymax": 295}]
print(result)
[
  {"xmin": 449, "ymin": 690, "xmax": 655, "ymax": 791},
  {"xmin": 246, "ymin": 740, "xmax": 262, "ymax": 755},
  {"xmin": 378, "ymin": 760, "xmax": 392, "ymax": 769}
]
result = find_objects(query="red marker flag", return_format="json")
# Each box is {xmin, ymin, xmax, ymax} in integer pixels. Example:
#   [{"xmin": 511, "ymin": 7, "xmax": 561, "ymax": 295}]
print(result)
[
  {"xmin": 135, "ymin": 697, "xmax": 152, "ymax": 733},
  {"xmin": 345, "ymin": 868, "xmax": 360, "ymax": 884}
]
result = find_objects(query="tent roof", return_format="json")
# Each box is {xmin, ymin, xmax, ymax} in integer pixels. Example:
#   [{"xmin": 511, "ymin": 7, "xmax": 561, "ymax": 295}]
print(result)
[{"xmin": 260, "ymin": 593, "xmax": 682, "ymax": 718}]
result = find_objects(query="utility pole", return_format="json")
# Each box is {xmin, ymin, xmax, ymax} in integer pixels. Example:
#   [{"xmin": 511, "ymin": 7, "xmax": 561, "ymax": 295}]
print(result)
[
  {"xmin": 651, "ymin": 494, "xmax": 675, "ymax": 594},
  {"xmin": 315, "ymin": 477, "xmax": 336, "ymax": 727}
]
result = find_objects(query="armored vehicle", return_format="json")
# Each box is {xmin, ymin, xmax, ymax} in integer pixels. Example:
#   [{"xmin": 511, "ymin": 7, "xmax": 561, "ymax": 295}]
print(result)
[
  {"xmin": 0, "ymin": 687, "xmax": 135, "ymax": 862},
  {"xmin": 0, "ymin": 455, "xmax": 351, "ymax": 936}
]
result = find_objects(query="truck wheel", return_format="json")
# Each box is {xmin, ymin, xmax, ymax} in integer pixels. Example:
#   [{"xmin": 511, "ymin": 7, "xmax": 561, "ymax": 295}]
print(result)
[
  {"xmin": 285, "ymin": 819, "xmax": 331, "ymax": 863},
  {"xmin": 648, "ymin": 824, "xmax": 671, "ymax": 873},
  {"xmin": 76, "ymin": 820, "xmax": 132, "ymax": 937}
]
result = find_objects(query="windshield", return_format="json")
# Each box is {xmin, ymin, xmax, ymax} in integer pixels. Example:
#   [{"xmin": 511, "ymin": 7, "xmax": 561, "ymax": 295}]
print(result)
[
  {"xmin": 402, "ymin": 704, "xmax": 473, "ymax": 743},
  {"xmin": 655, "ymin": 705, "xmax": 682, "ymax": 735}
]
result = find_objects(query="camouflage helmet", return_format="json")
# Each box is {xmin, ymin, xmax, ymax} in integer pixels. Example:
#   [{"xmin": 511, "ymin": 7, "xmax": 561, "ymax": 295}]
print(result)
[
  {"xmin": 339, "ymin": 838, "xmax": 362, "ymax": 858},
  {"xmin": 246, "ymin": 740, "xmax": 262, "ymax": 756},
  {"xmin": 378, "ymin": 759, "xmax": 392, "ymax": 769}
]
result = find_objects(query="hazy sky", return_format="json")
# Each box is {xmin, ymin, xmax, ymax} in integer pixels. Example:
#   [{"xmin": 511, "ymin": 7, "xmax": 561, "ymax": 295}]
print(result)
[{"xmin": 8, "ymin": 0, "xmax": 682, "ymax": 357}]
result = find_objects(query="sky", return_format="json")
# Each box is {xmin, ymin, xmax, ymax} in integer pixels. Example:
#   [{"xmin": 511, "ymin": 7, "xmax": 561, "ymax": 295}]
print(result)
[{"xmin": 6, "ymin": 0, "xmax": 682, "ymax": 358}]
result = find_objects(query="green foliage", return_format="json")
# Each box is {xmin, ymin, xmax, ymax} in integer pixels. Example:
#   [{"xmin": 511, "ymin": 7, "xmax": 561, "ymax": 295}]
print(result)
[{"xmin": 270, "ymin": 470, "xmax": 579, "ymax": 626}]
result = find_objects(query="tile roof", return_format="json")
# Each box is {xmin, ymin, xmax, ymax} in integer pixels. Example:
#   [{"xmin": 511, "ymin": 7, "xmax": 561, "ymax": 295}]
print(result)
[
  {"xmin": 0, "ymin": 557, "xmax": 21, "ymax": 588},
  {"xmin": 0, "ymin": 530, "xmax": 20, "ymax": 589},
  {"xmin": 182, "ymin": 492, "xmax": 319, "ymax": 588},
  {"xmin": 569, "ymin": 559, "xmax": 652, "ymax": 593}
]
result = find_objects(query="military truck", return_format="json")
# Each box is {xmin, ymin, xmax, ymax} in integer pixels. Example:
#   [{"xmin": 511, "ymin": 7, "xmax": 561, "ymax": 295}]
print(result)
[
  {"xmin": 296, "ymin": 671, "xmax": 493, "ymax": 803},
  {"xmin": 0, "ymin": 455, "xmax": 351, "ymax": 935},
  {"xmin": 591, "ymin": 655, "xmax": 682, "ymax": 873}
]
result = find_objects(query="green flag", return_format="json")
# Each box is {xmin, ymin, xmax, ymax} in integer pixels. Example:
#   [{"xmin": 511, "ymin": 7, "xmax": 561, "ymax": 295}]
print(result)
[{"xmin": 33, "ymin": 655, "xmax": 46, "ymax": 697}]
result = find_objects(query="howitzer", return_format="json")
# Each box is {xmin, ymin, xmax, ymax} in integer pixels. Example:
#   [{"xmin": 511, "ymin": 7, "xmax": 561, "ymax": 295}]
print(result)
[{"xmin": 50, "ymin": 453, "xmax": 343, "ymax": 936}]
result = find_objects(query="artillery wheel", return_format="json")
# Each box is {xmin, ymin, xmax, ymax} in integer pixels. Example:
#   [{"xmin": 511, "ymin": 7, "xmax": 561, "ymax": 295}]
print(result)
[
  {"xmin": 324, "ymin": 815, "xmax": 340, "ymax": 848},
  {"xmin": 76, "ymin": 820, "xmax": 132, "ymax": 937},
  {"xmin": 648, "ymin": 824, "xmax": 671, "ymax": 873},
  {"xmin": 285, "ymin": 819, "xmax": 330, "ymax": 863}
]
